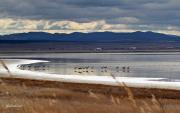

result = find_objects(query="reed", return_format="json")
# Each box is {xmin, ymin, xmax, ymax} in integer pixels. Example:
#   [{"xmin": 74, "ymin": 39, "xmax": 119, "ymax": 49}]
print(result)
[
  {"xmin": 0, "ymin": 59, "xmax": 12, "ymax": 77},
  {"xmin": 0, "ymin": 70, "xmax": 178, "ymax": 113},
  {"xmin": 110, "ymin": 73, "xmax": 168, "ymax": 113}
]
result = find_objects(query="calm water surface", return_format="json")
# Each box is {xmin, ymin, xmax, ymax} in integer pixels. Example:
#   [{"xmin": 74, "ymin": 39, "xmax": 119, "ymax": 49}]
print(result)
[{"xmin": 1, "ymin": 52, "xmax": 179, "ymax": 81}]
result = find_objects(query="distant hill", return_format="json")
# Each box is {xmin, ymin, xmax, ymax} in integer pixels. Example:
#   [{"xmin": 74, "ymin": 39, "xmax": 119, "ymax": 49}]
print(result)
[{"xmin": 0, "ymin": 31, "xmax": 180, "ymax": 43}]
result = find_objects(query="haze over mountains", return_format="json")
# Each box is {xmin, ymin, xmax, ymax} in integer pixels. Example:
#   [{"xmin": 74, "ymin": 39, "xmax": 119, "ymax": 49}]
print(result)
[{"xmin": 0, "ymin": 31, "xmax": 180, "ymax": 52}]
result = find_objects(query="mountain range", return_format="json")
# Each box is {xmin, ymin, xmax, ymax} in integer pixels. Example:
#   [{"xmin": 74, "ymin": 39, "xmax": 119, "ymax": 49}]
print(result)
[{"xmin": 0, "ymin": 31, "xmax": 180, "ymax": 43}]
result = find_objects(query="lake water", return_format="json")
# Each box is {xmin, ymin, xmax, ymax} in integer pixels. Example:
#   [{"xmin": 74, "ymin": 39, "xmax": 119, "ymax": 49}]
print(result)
[{"xmin": 1, "ymin": 52, "xmax": 180, "ymax": 82}]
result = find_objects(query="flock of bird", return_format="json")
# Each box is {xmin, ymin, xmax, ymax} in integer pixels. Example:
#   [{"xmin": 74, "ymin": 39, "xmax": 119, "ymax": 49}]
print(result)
[
  {"xmin": 18, "ymin": 64, "xmax": 131, "ymax": 75},
  {"xmin": 73, "ymin": 66, "xmax": 130, "ymax": 74}
]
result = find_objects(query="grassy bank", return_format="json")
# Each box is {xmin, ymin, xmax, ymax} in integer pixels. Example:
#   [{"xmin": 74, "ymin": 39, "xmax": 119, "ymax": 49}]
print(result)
[{"xmin": 0, "ymin": 77, "xmax": 180, "ymax": 113}]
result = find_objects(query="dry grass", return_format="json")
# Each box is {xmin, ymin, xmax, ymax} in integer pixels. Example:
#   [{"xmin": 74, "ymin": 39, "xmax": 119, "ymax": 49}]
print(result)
[
  {"xmin": 1, "ymin": 60, "xmax": 180, "ymax": 113},
  {"xmin": 0, "ymin": 59, "xmax": 12, "ymax": 77},
  {"xmin": 0, "ymin": 78, "xmax": 180, "ymax": 113}
]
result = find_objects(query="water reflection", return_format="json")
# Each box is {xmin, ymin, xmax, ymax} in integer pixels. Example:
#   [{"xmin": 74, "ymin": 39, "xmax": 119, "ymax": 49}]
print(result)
[{"xmin": 17, "ymin": 53, "xmax": 180, "ymax": 81}]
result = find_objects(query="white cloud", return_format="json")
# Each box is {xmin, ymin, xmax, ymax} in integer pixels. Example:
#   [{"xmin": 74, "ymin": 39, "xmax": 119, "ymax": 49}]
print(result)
[
  {"xmin": 0, "ymin": 0, "xmax": 180, "ymax": 35},
  {"xmin": 0, "ymin": 19, "xmax": 129, "ymax": 33},
  {"xmin": 0, "ymin": 18, "xmax": 180, "ymax": 36}
]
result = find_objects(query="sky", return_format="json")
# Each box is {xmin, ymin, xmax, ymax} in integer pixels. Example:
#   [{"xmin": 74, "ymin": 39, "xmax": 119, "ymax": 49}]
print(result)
[{"xmin": 0, "ymin": 0, "xmax": 180, "ymax": 35}]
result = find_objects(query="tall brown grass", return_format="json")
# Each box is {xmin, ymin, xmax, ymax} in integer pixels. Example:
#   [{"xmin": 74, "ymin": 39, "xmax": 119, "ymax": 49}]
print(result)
[
  {"xmin": 110, "ymin": 73, "xmax": 167, "ymax": 113},
  {"xmin": 0, "ymin": 62, "xmax": 179, "ymax": 113},
  {"xmin": 1, "ymin": 81, "xmax": 175, "ymax": 113},
  {"xmin": 0, "ymin": 59, "xmax": 12, "ymax": 77}
]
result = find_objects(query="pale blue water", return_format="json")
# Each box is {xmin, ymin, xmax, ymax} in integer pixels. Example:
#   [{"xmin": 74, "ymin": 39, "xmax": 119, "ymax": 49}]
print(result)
[{"xmin": 1, "ymin": 52, "xmax": 179, "ymax": 81}]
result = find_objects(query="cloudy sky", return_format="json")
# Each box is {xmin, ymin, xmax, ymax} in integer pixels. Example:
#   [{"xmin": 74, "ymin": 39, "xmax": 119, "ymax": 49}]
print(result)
[{"xmin": 0, "ymin": 0, "xmax": 180, "ymax": 35}]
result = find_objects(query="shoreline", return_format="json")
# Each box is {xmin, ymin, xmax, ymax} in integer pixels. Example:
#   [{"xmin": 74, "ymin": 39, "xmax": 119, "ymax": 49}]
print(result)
[
  {"xmin": 1, "ymin": 59, "xmax": 180, "ymax": 91},
  {"xmin": 1, "ymin": 50, "xmax": 180, "ymax": 53}
]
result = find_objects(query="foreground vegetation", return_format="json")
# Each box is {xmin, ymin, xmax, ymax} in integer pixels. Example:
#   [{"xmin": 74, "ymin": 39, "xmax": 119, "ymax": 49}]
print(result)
[{"xmin": 0, "ymin": 77, "xmax": 180, "ymax": 113}]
